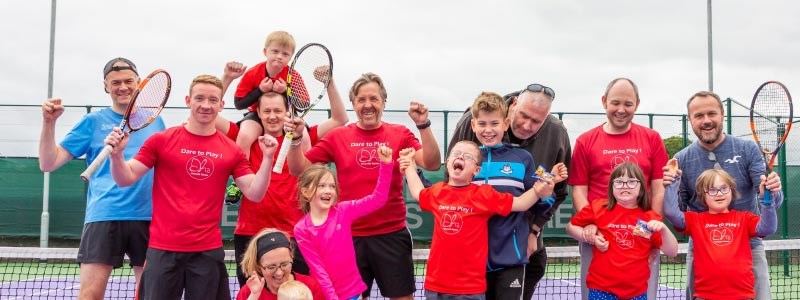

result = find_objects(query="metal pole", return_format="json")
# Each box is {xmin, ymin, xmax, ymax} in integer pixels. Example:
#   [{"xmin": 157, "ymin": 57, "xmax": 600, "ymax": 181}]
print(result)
[
  {"xmin": 41, "ymin": 0, "xmax": 57, "ymax": 248},
  {"xmin": 707, "ymin": 0, "xmax": 714, "ymax": 91}
]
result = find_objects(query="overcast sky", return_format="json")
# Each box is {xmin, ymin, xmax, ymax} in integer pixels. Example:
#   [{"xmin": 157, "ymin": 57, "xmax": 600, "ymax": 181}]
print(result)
[{"xmin": 2, "ymin": 0, "xmax": 798, "ymax": 114}]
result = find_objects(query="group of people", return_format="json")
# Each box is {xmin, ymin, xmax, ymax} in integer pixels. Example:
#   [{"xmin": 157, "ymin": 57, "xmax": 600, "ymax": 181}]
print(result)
[{"xmin": 37, "ymin": 30, "xmax": 784, "ymax": 300}]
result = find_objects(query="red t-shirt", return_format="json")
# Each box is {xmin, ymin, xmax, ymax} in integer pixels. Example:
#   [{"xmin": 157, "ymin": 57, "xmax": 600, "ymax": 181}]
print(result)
[
  {"xmin": 568, "ymin": 123, "xmax": 668, "ymax": 203},
  {"xmin": 134, "ymin": 126, "xmax": 252, "ymax": 252},
  {"xmin": 683, "ymin": 211, "xmax": 760, "ymax": 299},
  {"xmin": 304, "ymin": 122, "xmax": 422, "ymax": 236},
  {"xmin": 226, "ymin": 122, "xmax": 319, "ymax": 237},
  {"xmin": 420, "ymin": 183, "xmax": 513, "ymax": 295},
  {"xmin": 570, "ymin": 199, "xmax": 663, "ymax": 299},
  {"xmin": 234, "ymin": 62, "xmax": 290, "ymax": 112},
  {"xmin": 235, "ymin": 272, "xmax": 325, "ymax": 300}
]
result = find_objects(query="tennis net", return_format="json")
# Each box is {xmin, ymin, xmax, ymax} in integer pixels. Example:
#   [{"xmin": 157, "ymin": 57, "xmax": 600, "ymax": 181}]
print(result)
[{"xmin": 1, "ymin": 239, "xmax": 798, "ymax": 299}]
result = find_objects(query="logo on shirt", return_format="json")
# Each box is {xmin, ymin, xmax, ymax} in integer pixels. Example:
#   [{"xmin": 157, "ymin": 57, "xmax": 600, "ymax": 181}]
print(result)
[
  {"xmin": 613, "ymin": 229, "xmax": 634, "ymax": 249},
  {"xmin": 709, "ymin": 227, "xmax": 734, "ymax": 246},
  {"xmin": 724, "ymin": 155, "xmax": 741, "ymax": 164},
  {"xmin": 356, "ymin": 147, "xmax": 379, "ymax": 169},
  {"xmin": 610, "ymin": 154, "xmax": 640, "ymax": 170},
  {"xmin": 186, "ymin": 156, "xmax": 214, "ymax": 180},
  {"xmin": 440, "ymin": 211, "xmax": 463, "ymax": 235},
  {"xmin": 500, "ymin": 164, "xmax": 513, "ymax": 175}
]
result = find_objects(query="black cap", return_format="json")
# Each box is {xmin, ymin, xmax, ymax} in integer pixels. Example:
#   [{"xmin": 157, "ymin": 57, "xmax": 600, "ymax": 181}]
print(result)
[{"xmin": 103, "ymin": 57, "xmax": 138, "ymax": 78}]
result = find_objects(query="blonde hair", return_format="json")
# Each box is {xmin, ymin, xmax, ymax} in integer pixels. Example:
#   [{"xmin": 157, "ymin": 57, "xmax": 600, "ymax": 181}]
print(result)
[
  {"xmin": 265, "ymin": 31, "xmax": 296, "ymax": 53},
  {"xmin": 189, "ymin": 74, "xmax": 223, "ymax": 93},
  {"xmin": 695, "ymin": 169, "xmax": 739, "ymax": 207},
  {"xmin": 606, "ymin": 162, "xmax": 650, "ymax": 211},
  {"xmin": 240, "ymin": 228, "xmax": 292, "ymax": 277},
  {"xmin": 470, "ymin": 91, "xmax": 508, "ymax": 119},
  {"xmin": 297, "ymin": 165, "xmax": 339, "ymax": 214},
  {"xmin": 277, "ymin": 280, "xmax": 313, "ymax": 300},
  {"xmin": 349, "ymin": 72, "xmax": 388, "ymax": 102}
]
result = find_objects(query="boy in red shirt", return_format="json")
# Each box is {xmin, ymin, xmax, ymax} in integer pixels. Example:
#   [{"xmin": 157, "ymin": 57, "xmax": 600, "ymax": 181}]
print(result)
[{"xmin": 399, "ymin": 141, "xmax": 566, "ymax": 299}]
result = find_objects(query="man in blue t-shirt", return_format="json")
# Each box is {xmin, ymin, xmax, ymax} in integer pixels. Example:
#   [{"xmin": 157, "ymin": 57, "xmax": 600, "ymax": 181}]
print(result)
[
  {"xmin": 38, "ymin": 57, "xmax": 165, "ymax": 299},
  {"xmin": 662, "ymin": 91, "xmax": 783, "ymax": 300}
]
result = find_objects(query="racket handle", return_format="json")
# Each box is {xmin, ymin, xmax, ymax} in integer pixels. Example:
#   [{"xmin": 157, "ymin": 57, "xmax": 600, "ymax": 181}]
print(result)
[
  {"xmin": 763, "ymin": 189, "xmax": 772, "ymax": 206},
  {"xmin": 80, "ymin": 145, "xmax": 113, "ymax": 182},
  {"xmin": 272, "ymin": 132, "xmax": 294, "ymax": 174}
]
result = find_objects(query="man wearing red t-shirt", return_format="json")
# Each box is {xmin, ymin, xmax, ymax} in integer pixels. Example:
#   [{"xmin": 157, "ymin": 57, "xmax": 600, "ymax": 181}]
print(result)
[
  {"xmin": 568, "ymin": 78, "xmax": 668, "ymax": 300},
  {"xmin": 106, "ymin": 74, "xmax": 278, "ymax": 299},
  {"xmin": 285, "ymin": 73, "xmax": 442, "ymax": 300}
]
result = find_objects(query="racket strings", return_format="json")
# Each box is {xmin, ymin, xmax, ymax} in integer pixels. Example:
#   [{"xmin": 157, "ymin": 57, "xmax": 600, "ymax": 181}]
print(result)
[
  {"xmin": 128, "ymin": 72, "xmax": 170, "ymax": 130},
  {"xmin": 752, "ymin": 83, "xmax": 791, "ymax": 152},
  {"xmin": 287, "ymin": 45, "xmax": 332, "ymax": 117}
]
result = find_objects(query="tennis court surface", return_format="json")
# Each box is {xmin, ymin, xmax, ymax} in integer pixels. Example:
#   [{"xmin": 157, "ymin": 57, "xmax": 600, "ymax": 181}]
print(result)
[{"xmin": 2, "ymin": 240, "xmax": 798, "ymax": 299}]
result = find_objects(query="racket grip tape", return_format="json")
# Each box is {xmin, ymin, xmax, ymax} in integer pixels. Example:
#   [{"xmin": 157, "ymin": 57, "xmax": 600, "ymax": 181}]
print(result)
[
  {"xmin": 80, "ymin": 145, "xmax": 113, "ymax": 182},
  {"xmin": 272, "ymin": 132, "xmax": 294, "ymax": 173},
  {"xmin": 763, "ymin": 189, "xmax": 772, "ymax": 206}
]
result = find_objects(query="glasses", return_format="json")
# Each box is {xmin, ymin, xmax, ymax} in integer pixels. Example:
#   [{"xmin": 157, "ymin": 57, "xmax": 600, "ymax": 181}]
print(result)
[
  {"xmin": 706, "ymin": 186, "xmax": 731, "ymax": 196},
  {"xmin": 261, "ymin": 261, "xmax": 293, "ymax": 273},
  {"xmin": 523, "ymin": 84, "xmax": 556, "ymax": 100},
  {"xmin": 707, "ymin": 152, "xmax": 722, "ymax": 170},
  {"xmin": 449, "ymin": 150, "xmax": 478, "ymax": 164},
  {"xmin": 612, "ymin": 179, "xmax": 641, "ymax": 189}
]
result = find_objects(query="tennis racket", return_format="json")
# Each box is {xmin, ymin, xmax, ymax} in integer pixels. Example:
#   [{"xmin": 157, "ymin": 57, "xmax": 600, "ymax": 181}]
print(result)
[
  {"xmin": 272, "ymin": 43, "xmax": 333, "ymax": 173},
  {"xmin": 749, "ymin": 81, "xmax": 793, "ymax": 205},
  {"xmin": 80, "ymin": 69, "xmax": 171, "ymax": 182}
]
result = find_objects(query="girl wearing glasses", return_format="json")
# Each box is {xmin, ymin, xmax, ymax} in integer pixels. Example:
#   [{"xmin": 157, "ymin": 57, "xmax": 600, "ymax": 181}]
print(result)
[
  {"xmin": 664, "ymin": 168, "xmax": 780, "ymax": 299},
  {"xmin": 294, "ymin": 145, "xmax": 394, "ymax": 300},
  {"xmin": 568, "ymin": 162, "xmax": 678, "ymax": 300},
  {"xmin": 237, "ymin": 228, "xmax": 324, "ymax": 300}
]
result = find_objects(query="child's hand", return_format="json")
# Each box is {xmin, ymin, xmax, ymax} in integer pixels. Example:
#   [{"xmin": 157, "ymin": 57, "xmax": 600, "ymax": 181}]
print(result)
[
  {"xmin": 594, "ymin": 233, "xmax": 609, "ymax": 252},
  {"xmin": 646, "ymin": 220, "xmax": 668, "ymax": 233},
  {"xmin": 314, "ymin": 65, "xmax": 331, "ymax": 82},
  {"xmin": 258, "ymin": 134, "xmax": 279, "ymax": 157},
  {"xmin": 259, "ymin": 78, "xmax": 274, "ymax": 93},
  {"xmin": 223, "ymin": 61, "xmax": 246, "ymax": 81},
  {"xmin": 662, "ymin": 158, "xmax": 682, "ymax": 186},
  {"xmin": 378, "ymin": 145, "xmax": 393, "ymax": 164},
  {"xmin": 533, "ymin": 176, "xmax": 555, "ymax": 199},
  {"xmin": 245, "ymin": 272, "xmax": 266, "ymax": 296},
  {"xmin": 407, "ymin": 101, "xmax": 429, "ymax": 127},
  {"xmin": 272, "ymin": 78, "xmax": 287, "ymax": 93},
  {"xmin": 582, "ymin": 224, "xmax": 598, "ymax": 245},
  {"xmin": 397, "ymin": 148, "xmax": 417, "ymax": 173},
  {"xmin": 550, "ymin": 162, "xmax": 568, "ymax": 183}
]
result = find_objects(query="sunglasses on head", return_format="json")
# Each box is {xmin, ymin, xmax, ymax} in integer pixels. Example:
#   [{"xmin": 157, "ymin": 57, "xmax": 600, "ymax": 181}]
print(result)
[{"xmin": 523, "ymin": 84, "xmax": 556, "ymax": 100}]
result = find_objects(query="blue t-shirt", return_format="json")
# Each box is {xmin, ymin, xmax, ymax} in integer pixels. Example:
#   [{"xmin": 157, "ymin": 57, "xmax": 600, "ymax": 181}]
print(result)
[
  {"xmin": 60, "ymin": 107, "xmax": 165, "ymax": 223},
  {"xmin": 674, "ymin": 135, "xmax": 764, "ymax": 214}
]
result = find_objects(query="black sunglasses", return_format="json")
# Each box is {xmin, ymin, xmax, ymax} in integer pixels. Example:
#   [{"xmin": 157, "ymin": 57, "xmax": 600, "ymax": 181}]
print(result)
[{"xmin": 523, "ymin": 84, "xmax": 556, "ymax": 100}]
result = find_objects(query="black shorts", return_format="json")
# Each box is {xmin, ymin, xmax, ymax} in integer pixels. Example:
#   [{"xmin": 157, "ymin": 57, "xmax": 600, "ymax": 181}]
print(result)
[
  {"xmin": 354, "ymin": 227, "xmax": 416, "ymax": 298},
  {"xmin": 486, "ymin": 265, "xmax": 525, "ymax": 300},
  {"xmin": 233, "ymin": 235, "xmax": 310, "ymax": 287},
  {"xmin": 137, "ymin": 247, "xmax": 229, "ymax": 300},
  {"xmin": 236, "ymin": 111, "xmax": 263, "ymax": 129},
  {"xmin": 77, "ymin": 221, "xmax": 149, "ymax": 268}
]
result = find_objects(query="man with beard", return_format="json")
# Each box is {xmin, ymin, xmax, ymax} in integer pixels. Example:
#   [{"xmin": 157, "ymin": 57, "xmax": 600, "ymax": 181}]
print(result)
[
  {"xmin": 569, "ymin": 78, "xmax": 667, "ymax": 300},
  {"xmin": 661, "ymin": 91, "xmax": 782, "ymax": 300}
]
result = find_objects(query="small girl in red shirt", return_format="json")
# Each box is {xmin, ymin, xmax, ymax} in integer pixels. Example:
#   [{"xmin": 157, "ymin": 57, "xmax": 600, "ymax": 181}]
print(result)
[{"xmin": 568, "ymin": 162, "xmax": 678, "ymax": 300}]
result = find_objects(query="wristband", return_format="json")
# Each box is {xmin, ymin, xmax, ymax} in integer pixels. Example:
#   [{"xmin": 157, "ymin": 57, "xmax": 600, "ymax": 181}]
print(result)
[
  {"xmin": 290, "ymin": 138, "xmax": 303, "ymax": 147},
  {"xmin": 416, "ymin": 119, "xmax": 431, "ymax": 130},
  {"xmin": 531, "ymin": 226, "xmax": 541, "ymax": 237},
  {"xmin": 291, "ymin": 134, "xmax": 303, "ymax": 141}
]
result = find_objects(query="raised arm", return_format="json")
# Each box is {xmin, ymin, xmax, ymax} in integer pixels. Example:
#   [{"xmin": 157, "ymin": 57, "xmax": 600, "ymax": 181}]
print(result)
[
  {"xmin": 234, "ymin": 135, "xmax": 278, "ymax": 202},
  {"xmin": 286, "ymin": 117, "xmax": 314, "ymax": 176},
  {"xmin": 345, "ymin": 146, "xmax": 393, "ymax": 219},
  {"xmin": 293, "ymin": 228, "xmax": 339, "ymax": 300},
  {"xmin": 645, "ymin": 220, "xmax": 679, "ymax": 257},
  {"xmin": 315, "ymin": 78, "xmax": 349, "ymax": 138},
  {"xmin": 399, "ymin": 148, "xmax": 424, "ymax": 201},
  {"xmin": 39, "ymin": 98, "xmax": 74, "ymax": 172},
  {"xmin": 756, "ymin": 176, "xmax": 782, "ymax": 236},
  {"xmin": 408, "ymin": 101, "xmax": 441, "ymax": 171},
  {"xmin": 511, "ymin": 174, "xmax": 557, "ymax": 212},
  {"xmin": 105, "ymin": 128, "xmax": 151, "ymax": 186},
  {"xmin": 663, "ymin": 171, "xmax": 686, "ymax": 230}
]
